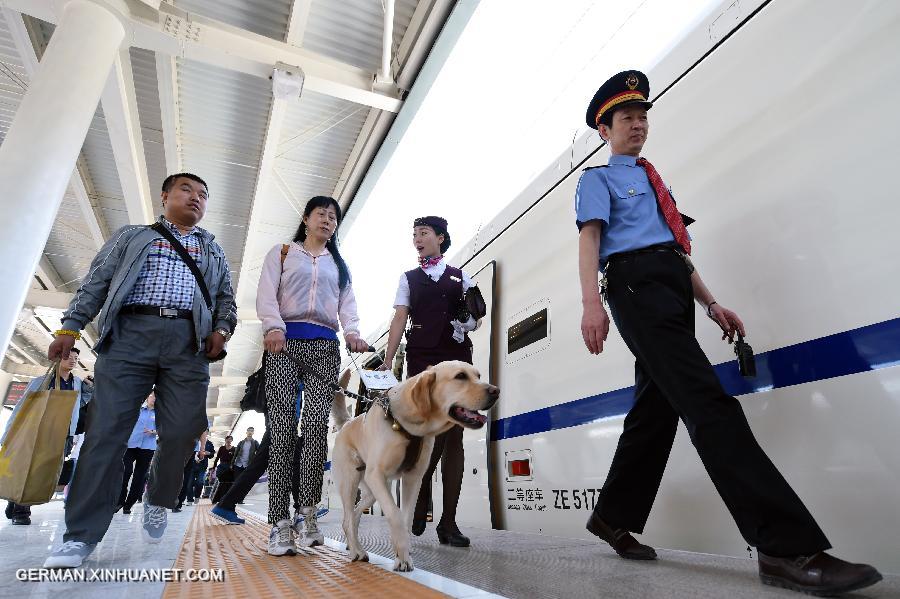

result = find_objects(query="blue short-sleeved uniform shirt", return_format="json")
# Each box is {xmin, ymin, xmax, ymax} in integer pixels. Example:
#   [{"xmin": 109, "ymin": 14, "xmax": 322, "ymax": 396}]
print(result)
[{"xmin": 575, "ymin": 154, "xmax": 676, "ymax": 266}]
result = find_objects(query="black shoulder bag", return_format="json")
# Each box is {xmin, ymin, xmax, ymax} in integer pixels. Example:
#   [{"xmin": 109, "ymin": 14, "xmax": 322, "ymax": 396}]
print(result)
[{"xmin": 240, "ymin": 353, "xmax": 268, "ymax": 414}]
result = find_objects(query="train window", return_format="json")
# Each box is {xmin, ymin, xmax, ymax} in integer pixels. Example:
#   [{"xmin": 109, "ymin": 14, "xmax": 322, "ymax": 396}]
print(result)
[{"xmin": 508, "ymin": 308, "xmax": 548, "ymax": 354}]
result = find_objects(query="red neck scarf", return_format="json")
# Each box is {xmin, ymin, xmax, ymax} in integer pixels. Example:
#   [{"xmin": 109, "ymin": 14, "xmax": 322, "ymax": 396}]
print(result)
[{"xmin": 419, "ymin": 255, "xmax": 443, "ymax": 269}]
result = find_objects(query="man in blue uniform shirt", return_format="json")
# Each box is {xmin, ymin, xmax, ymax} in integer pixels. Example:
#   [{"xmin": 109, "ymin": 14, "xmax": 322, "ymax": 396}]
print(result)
[{"xmin": 576, "ymin": 70, "xmax": 881, "ymax": 595}]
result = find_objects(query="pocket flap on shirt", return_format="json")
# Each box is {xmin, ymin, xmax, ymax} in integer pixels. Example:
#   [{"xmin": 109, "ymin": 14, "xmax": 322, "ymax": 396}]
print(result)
[{"xmin": 609, "ymin": 180, "xmax": 651, "ymax": 199}]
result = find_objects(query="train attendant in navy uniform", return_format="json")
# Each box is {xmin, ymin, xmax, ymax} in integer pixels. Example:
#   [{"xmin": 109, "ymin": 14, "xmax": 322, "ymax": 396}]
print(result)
[
  {"xmin": 382, "ymin": 216, "xmax": 478, "ymax": 547},
  {"xmin": 575, "ymin": 71, "xmax": 882, "ymax": 595}
]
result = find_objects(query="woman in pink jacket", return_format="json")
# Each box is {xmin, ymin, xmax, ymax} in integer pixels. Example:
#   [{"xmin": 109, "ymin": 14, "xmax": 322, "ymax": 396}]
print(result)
[{"xmin": 256, "ymin": 196, "xmax": 367, "ymax": 556}]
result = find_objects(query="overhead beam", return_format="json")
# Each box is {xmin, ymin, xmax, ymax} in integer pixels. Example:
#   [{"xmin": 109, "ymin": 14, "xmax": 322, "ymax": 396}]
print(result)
[
  {"xmin": 155, "ymin": 53, "xmax": 182, "ymax": 174},
  {"xmin": 7, "ymin": 338, "xmax": 42, "ymax": 366},
  {"xmin": 285, "ymin": 0, "xmax": 313, "ymax": 47},
  {"xmin": 6, "ymin": 0, "xmax": 403, "ymax": 112},
  {"xmin": 25, "ymin": 289, "xmax": 72, "ymax": 310},
  {"xmin": 68, "ymin": 170, "xmax": 106, "ymax": 249},
  {"xmin": 101, "ymin": 47, "xmax": 156, "ymax": 225},
  {"xmin": 1, "ymin": 361, "xmax": 44, "ymax": 377}
]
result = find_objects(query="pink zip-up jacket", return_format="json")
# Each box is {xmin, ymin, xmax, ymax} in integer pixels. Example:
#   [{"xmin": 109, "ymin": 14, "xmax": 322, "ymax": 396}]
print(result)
[{"xmin": 256, "ymin": 242, "xmax": 361, "ymax": 336}]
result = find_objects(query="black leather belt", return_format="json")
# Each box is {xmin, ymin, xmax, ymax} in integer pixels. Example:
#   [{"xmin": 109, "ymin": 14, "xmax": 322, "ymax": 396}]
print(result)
[
  {"xmin": 604, "ymin": 243, "xmax": 693, "ymax": 273},
  {"xmin": 606, "ymin": 244, "xmax": 682, "ymax": 265},
  {"xmin": 122, "ymin": 305, "xmax": 193, "ymax": 319}
]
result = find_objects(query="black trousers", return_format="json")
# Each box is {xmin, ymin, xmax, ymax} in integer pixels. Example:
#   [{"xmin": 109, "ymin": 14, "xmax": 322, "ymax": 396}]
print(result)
[
  {"xmin": 216, "ymin": 428, "xmax": 303, "ymax": 512},
  {"xmin": 408, "ymin": 345, "xmax": 472, "ymax": 528},
  {"xmin": 119, "ymin": 448, "xmax": 154, "ymax": 509},
  {"xmin": 177, "ymin": 457, "xmax": 198, "ymax": 505},
  {"xmin": 593, "ymin": 250, "xmax": 830, "ymax": 557}
]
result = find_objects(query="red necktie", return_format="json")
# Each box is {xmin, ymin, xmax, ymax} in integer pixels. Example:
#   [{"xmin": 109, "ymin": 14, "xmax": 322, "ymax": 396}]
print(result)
[{"xmin": 636, "ymin": 157, "xmax": 691, "ymax": 255}]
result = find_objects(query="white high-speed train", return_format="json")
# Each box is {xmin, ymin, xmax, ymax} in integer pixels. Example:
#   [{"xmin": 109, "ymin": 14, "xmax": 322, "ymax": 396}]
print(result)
[{"xmin": 333, "ymin": 0, "xmax": 900, "ymax": 571}]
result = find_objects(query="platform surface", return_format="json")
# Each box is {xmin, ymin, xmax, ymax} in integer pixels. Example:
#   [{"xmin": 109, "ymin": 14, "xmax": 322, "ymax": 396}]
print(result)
[
  {"xmin": 318, "ymin": 509, "xmax": 900, "ymax": 599},
  {"xmin": 2, "ymin": 496, "xmax": 897, "ymax": 599}
]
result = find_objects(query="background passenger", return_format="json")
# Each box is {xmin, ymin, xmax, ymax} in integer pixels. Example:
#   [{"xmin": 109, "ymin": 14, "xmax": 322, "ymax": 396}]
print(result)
[
  {"xmin": 211, "ymin": 434, "xmax": 235, "ymax": 480},
  {"xmin": 117, "ymin": 392, "xmax": 157, "ymax": 515},
  {"xmin": 2, "ymin": 347, "xmax": 90, "ymax": 525},
  {"xmin": 381, "ymin": 216, "xmax": 479, "ymax": 547},
  {"xmin": 256, "ymin": 195, "xmax": 366, "ymax": 556},
  {"xmin": 232, "ymin": 427, "xmax": 259, "ymax": 483}
]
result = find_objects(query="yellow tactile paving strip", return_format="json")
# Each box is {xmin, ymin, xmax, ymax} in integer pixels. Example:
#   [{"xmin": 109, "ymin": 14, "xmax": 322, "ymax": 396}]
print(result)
[{"xmin": 162, "ymin": 502, "xmax": 449, "ymax": 599}]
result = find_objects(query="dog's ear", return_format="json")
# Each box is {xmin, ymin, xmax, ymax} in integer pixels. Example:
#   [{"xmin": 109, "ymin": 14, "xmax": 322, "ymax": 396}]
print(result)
[
  {"xmin": 338, "ymin": 368, "xmax": 352, "ymax": 390},
  {"xmin": 409, "ymin": 370, "xmax": 436, "ymax": 419}
]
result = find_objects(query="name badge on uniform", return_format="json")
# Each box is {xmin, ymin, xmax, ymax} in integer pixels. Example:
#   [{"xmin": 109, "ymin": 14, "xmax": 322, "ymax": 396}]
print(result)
[{"xmin": 449, "ymin": 275, "xmax": 461, "ymax": 282}]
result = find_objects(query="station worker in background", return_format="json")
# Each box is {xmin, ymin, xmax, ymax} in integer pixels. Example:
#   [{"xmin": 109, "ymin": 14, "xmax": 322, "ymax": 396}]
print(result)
[
  {"xmin": 2, "ymin": 346, "xmax": 91, "ymax": 525},
  {"xmin": 43, "ymin": 173, "xmax": 237, "ymax": 569},
  {"xmin": 256, "ymin": 195, "xmax": 367, "ymax": 556},
  {"xmin": 382, "ymin": 216, "xmax": 479, "ymax": 547},
  {"xmin": 117, "ymin": 392, "xmax": 157, "ymax": 515},
  {"xmin": 575, "ymin": 70, "xmax": 881, "ymax": 595}
]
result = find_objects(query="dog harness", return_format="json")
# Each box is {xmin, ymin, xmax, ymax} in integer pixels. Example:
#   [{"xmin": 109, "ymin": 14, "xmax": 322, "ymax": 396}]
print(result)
[{"xmin": 357, "ymin": 392, "xmax": 424, "ymax": 474}]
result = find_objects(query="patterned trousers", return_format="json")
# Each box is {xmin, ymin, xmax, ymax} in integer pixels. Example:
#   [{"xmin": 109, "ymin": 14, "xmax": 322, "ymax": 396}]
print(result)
[{"xmin": 265, "ymin": 338, "xmax": 340, "ymax": 524}]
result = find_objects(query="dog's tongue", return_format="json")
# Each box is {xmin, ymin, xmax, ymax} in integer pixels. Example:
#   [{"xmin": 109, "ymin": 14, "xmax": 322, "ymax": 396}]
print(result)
[{"xmin": 453, "ymin": 406, "xmax": 486, "ymax": 424}]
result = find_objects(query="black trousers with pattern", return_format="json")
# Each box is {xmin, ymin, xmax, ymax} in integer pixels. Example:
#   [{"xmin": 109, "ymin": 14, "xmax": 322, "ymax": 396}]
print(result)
[{"xmin": 265, "ymin": 338, "xmax": 340, "ymax": 524}]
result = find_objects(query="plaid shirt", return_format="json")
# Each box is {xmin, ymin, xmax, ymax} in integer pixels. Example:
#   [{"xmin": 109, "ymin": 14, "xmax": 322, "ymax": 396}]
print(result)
[{"xmin": 123, "ymin": 218, "xmax": 203, "ymax": 310}]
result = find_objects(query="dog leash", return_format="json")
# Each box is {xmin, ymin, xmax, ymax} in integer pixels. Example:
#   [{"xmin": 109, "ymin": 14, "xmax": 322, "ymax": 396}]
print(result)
[{"xmin": 279, "ymin": 347, "xmax": 372, "ymax": 404}]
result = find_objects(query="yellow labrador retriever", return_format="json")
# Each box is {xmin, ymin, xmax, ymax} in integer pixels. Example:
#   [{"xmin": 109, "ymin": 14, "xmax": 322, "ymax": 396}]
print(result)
[{"xmin": 331, "ymin": 361, "xmax": 499, "ymax": 571}]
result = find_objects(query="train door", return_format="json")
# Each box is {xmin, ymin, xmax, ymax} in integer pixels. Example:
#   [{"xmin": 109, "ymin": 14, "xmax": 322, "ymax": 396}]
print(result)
[{"xmin": 435, "ymin": 261, "xmax": 496, "ymax": 529}]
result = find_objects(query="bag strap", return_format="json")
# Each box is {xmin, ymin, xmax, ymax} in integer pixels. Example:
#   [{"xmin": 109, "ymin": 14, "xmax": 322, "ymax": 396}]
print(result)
[
  {"xmin": 39, "ymin": 362, "xmax": 59, "ymax": 392},
  {"xmin": 150, "ymin": 222, "xmax": 212, "ymax": 310},
  {"xmin": 277, "ymin": 243, "xmax": 289, "ymax": 293}
]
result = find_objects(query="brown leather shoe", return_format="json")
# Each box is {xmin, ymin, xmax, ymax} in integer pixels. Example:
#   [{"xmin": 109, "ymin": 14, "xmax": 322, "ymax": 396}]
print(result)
[
  {"xmin": 758, "ymin": 551, "xmax": 882, "ymax": 596},
  {"xmin": 586, "ymin": 512, "xmax": 656, "ymax": 560}
]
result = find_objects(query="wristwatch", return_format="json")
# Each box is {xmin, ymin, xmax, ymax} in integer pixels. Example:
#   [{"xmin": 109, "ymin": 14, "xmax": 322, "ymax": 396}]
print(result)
[{"xmin": 215, "ymin": 328, "xmax": 232, "ymax": 342}]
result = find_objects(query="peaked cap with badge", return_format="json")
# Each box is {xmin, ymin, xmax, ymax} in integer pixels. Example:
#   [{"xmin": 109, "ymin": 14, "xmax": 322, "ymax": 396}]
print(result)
[{"xmin": 586, "ymin": 70, "xmax": 653, "ymax": 129}]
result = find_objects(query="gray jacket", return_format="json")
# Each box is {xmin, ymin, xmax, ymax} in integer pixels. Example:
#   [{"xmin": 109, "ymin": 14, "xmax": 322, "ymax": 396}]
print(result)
[{"xmin": 61, "ymin": 216, "xmax": 237, "ymax": 353}]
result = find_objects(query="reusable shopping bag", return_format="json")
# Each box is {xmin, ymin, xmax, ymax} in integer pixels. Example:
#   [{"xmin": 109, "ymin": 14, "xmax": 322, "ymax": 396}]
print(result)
[{"xmin": 0, "ymin": 363, "xmax": 78, "ymax": 504}]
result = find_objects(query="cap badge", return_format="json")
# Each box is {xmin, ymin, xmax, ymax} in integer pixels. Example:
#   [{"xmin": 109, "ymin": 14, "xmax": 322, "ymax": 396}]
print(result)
[{"xmin": 626, "ymin": 73, "xmax": 639, "ymax": 90}]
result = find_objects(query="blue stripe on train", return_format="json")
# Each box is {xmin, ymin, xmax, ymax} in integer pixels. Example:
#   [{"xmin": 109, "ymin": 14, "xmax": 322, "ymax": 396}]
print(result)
[{"xmin": 491, "ymin": 316, "xmax": 900, "ymax": 441}]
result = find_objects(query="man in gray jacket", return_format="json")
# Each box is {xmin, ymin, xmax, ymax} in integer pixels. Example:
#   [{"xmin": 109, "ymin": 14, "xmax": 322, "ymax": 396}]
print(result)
[{"xmin": 43, "ymin": 173, "xmax": 237, "ymax": 568}]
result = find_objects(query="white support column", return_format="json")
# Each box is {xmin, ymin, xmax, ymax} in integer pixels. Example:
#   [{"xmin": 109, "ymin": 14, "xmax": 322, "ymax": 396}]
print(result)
[{"xmin": 0, "ymin": 0, "xmax": 125, "ymax": 356}]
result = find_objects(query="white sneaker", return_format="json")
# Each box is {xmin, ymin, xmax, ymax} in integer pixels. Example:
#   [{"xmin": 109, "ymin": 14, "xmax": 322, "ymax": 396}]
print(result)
[
  {"xmin": 142, "ymin": 503, "xmax": 167, "ymax": 544},
  {"xmin": 44, "ymin": 541, "xmax": 97, "ymax": 568},
  {"xmin": 298, "ymin": 507, "xmax": 324, "ymax": 547},
  {"xmin": 268, "ymin": 520, "xmax": 296, "ymax": 556},
  {"xmin": 291, "ymin": 511, "xmax": 304, "ymax": 537}
]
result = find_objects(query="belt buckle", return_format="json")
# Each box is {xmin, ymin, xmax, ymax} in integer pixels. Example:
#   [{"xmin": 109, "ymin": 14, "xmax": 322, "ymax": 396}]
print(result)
[{"xmin": 159, "ymin": 307, "xmax": 178, "ymax": 318}]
